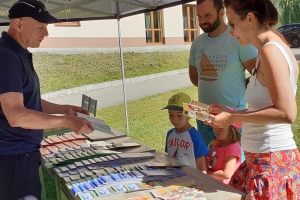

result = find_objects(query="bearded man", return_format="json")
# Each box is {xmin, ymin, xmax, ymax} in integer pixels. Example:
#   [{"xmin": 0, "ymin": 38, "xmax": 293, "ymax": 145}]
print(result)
[{"xmin": 188, "ymin": 0, "xmax": 257, "ymax": 146}]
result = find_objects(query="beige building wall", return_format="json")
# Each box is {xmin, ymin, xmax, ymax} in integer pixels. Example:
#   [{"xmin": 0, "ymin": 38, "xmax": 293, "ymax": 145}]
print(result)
[
  {"xmin": 163, "ymin": 5, "xmax": 185, "ymax": 45},
  {"xmin": 42, "ymin": 13, "xmax": 148, "ymax": 48},
  {"xmin": 0, "ymin": 3, "xmax": 199, "ymax": 48}
]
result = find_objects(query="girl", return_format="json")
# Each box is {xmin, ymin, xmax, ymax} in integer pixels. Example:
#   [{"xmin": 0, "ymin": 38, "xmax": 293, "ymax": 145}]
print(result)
[{"xmin": 206, "ymin": 123, "xmax": 242, "ymax": 184}]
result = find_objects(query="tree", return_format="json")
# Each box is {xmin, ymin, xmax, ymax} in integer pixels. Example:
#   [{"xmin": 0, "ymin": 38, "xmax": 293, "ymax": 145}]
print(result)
[{"xmin": 277, "ymin": 0, "xmax": 300, "ymax": 25}]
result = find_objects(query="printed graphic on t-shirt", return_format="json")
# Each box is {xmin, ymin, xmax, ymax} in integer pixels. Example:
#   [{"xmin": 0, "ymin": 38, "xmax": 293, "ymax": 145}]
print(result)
[
  {"xmin": 167, "ymin": 132, "xmax": 196, "ymax": 168},
  {"xmin": 198, "ymin": 52, "xmax": 228, "ymax": 82},
  {"xmin": 172, "ymin": 147, "xmax": 179, "ymax": 160},
  {"xmin": 168, "ymin": 137, "xmax": 191, "ymax": 150}
]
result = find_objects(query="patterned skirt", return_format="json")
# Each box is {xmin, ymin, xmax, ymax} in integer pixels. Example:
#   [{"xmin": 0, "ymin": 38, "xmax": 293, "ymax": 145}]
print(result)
[{"xmin": 229, "ymin": 149, "xmax": 300, "ymax": 200}]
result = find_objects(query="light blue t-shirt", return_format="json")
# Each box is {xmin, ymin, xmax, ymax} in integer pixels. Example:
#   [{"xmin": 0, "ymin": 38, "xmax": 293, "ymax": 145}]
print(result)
[{"xmin": 189, "ymin": 28, "xmax": 257, "ymax": 110}]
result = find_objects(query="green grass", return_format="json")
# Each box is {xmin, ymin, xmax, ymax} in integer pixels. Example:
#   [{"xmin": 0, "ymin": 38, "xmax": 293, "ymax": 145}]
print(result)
[{"xmin": 34, "ymin": 51, "xmax": 190, "ymax": 94}]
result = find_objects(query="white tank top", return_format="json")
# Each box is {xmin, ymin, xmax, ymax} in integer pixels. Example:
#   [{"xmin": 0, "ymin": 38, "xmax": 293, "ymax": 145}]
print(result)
[{"xmin": 242, "ymin": 42, "xmax": 297, "ymax": 153}]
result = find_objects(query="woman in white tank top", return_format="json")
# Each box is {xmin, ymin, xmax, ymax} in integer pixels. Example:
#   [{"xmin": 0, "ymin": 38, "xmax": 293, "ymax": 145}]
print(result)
[{"xmin": 209, "ymin": 0, "xmax": 300, "ymax": 199}]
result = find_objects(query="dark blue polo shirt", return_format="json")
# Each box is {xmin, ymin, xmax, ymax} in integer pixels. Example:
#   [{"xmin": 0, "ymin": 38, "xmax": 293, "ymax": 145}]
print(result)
[{"xmin": 0, "ymin": 32, "xmax": 43, "ymax": 155}]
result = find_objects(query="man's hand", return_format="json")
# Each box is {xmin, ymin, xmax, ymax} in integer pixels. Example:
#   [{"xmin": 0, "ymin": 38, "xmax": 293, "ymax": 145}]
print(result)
[
  {"xmin": 64, "ymin": 105, "xmax": 89, "ymax": 116},
  {"xmin": 66, "ymin": 115, "xmax": 94, "ymax": 134}
]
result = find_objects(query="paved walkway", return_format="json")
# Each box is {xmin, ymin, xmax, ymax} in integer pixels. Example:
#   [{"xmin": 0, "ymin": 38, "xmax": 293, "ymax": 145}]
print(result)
[
  {"xmin": 46, "ymin": 69, "xmax": 193, "ymax": 109},
  {"xmin": 46, "ymin": 49, "xmax": 300, "ymax": 108}
]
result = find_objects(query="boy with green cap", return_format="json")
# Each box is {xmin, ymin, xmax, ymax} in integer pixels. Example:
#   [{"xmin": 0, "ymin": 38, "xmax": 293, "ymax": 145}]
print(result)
[{"xmin": 162, "ymin": 92, "xmax": 208, "ymax": 173}]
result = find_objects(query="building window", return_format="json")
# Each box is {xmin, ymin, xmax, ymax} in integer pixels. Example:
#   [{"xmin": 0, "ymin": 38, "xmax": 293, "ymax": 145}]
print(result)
[
  {"xmin": 55, "ymin": 21, "xmax": 81, "ymax": 27},
  {"xmin": 145, "ymin": 10, "xmax": 163, "ymax": 43},
  {"xmin": 182, "ymin": 5, "xmax": 198, "ymax": 43}
]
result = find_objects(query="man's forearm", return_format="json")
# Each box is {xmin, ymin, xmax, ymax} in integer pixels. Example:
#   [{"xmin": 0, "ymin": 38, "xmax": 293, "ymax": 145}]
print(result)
[
  {"xmin": 41, "ymin": 99, "xmax": 68, "ymax": 114},
  {"xmin": 9, "ymin": 107, "xmax": 70, "ymax": 130},
  {"xmin": 189, "ymin": 65, "xmax": 198, "ymax": 86}
]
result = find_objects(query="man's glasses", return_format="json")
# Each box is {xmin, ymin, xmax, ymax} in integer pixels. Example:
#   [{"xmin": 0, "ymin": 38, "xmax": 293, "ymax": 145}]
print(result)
[{"xmin": 225, "ymin": 10, "xmax": 255, "ymax": 31}]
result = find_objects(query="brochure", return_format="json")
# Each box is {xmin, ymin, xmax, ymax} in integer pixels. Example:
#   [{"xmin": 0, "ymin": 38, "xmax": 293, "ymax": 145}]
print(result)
[
  {"xmin": 77, "ymin": 112, "xmax": 105, "ymax": 125},
  {"xmin": 144, "ymin": 159, "xmax": 187, "ymax": 168},
  {"xmin": 183, "ymin": 100, "xmax": 212, "ymax": 123},
  {"xmin": 124, "ymin": 195, "xmax": 154, "ymax": 200},
  {"xmin": 150, "ymin": 181, "xmax": 207, "ymax": 200}
]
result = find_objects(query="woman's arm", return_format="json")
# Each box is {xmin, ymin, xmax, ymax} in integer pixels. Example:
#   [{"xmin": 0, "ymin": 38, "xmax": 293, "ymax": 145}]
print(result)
[
  {"xmin": 207, "ymin": 156, "xmax": 238, "ymax": 180},
  {"xmin": 210, "ymin": 44, "xmax": 297, "ymax": 128}
]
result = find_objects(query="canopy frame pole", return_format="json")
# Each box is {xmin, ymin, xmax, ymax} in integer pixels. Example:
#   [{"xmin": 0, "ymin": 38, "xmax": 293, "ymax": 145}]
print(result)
[{"xmin": 116, "ymin": 2, "xmax": 130, "ymax": 135}]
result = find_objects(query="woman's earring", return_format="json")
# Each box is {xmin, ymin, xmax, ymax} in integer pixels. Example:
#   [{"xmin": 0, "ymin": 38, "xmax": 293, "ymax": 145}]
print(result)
[{"xmin": 249, "ymin": 24, "xmax": 253, "ymax": 33}]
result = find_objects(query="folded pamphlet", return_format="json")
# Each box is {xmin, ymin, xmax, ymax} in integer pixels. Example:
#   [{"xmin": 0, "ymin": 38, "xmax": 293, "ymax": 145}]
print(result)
[
  {"xmin": 183, "ymin": 100, "xmax": 212, "ymax": 123},
  {"xmin": 77, "ymin": 113, "xmax": 105, "ymax": 124},
  {"xmin": 150, "ymin": 181, "xmax": 207, "ymax": 200}
]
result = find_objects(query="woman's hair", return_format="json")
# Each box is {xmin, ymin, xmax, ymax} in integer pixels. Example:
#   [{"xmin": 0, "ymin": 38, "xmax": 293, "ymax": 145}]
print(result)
[
  {"xmin": 222, "ymin": 0, "xmax": 278, "ymax": 26},
  {"xmin": 229, "ymin": 126, "xmax": 241, "ymax": 143},
  {"xmin": 223, "ymin": 0, "xmax": 290, "ymax": 45}
]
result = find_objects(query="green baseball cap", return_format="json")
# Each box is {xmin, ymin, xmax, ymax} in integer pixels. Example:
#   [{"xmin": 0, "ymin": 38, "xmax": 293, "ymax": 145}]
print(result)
[{"xmin": 162, "ymin": 92, "xmax": 191, "ymax": 111}]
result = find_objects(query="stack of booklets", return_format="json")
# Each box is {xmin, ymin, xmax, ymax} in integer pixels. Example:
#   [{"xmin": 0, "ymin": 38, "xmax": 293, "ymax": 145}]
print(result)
[
  {"xmin": 183, "ymin": 100, "xmax": 212, "ymax": 123},
  {"xmin": 54, "ymin": 157, "xmax": 186, "ymax": 183},
  {"xmin": 41, "ymin": 135, "xmax": 145, "ymax": 157},
  {"xmin": 90, "ymin": 140, "xmax": 141, "ymax": 150},
  {"xmin": 65, "ymin": 164, "xmax": 187, "ymax": 200},
  {"xmin": 100, "ymin": 137, "xmax": 156, "ymax": 153},
  {"xmin": 150, "ymin": 181, "xmax": 207, "ymax": 200},
  {"xmin": 43, "ymin": 148, "xmax": 155, "ymax": 168},
  {"xmin": 41, "ymin": 115, "xmax": 129, "ymax": 158},
  {"xmin": 68, "ymin": 181, "xmax": 163, "ymax": 200},
  {"xmin": 40, "ymin": 133, "xmax": 89, "ymax": 156}
]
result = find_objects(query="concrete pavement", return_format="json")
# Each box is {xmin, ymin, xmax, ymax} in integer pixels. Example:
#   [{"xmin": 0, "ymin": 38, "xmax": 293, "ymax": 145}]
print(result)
[
  {"xmin": 45, "ymin": 49, "xmax": 300, "ymax": 108},
  {"xmin": 46, "ymin": 69, "xmax": 193, "ymax": 109}
]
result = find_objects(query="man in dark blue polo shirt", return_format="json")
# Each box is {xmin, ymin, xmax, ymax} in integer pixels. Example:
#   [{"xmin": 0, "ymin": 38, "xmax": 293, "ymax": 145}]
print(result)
[{"xmin": 0, "ymin": 0, "xmax": 94, "ymax": 199}]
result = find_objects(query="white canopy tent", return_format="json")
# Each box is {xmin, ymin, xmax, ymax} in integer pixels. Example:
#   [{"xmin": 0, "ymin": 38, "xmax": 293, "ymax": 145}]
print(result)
[
  {"xmin": 0, "ymin": 0, "xmax": 195, "ymax": 24},
  {"xmin": 0, "ymin": 0, "xmax": 194, "ymax": 134}
]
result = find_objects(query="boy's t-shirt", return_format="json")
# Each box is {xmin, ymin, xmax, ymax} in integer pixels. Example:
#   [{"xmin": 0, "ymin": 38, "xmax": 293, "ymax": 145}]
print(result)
[
  {"xmin": 165, "ymin": 126, "xmax": 209, "ymax": 169},
  {"xmin": 211, "ymin": 141, "xmax": 241, "ymax": 184}
]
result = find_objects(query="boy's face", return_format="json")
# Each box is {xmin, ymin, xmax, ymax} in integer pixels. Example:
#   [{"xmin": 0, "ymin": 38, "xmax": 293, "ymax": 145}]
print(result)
[
  {"xmin": 213, "ymin": 127, "xmax": 230, "ymax": 141},
  {"xmin": 168, "ymin": 110, "xmax": 190, "ymax": 132}
]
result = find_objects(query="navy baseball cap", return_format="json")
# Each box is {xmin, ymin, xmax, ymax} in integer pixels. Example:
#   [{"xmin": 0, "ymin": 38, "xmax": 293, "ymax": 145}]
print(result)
[{"xmin": 8, "ymin": 0, "xmax": 60, "ymax": 24}]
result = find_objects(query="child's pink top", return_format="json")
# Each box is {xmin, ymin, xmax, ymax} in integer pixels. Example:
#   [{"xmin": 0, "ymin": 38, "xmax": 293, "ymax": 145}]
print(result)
[{"xmin": 211, "ymin": 141, "xmax": 241, "ymax": 184}]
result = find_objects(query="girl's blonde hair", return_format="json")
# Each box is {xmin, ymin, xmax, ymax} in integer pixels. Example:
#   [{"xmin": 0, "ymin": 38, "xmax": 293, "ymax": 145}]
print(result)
[{"xmin": 229, "ymin": 126, "xmax": 241, "ymax": 143}]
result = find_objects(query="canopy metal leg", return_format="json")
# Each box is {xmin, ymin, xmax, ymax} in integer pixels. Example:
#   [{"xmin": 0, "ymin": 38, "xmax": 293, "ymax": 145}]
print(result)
[{"xmin": 117, "ymin": 2, "xmax": 130, "ymax": 135}]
